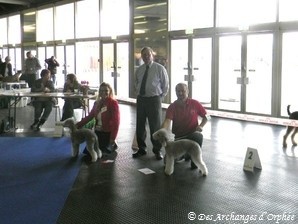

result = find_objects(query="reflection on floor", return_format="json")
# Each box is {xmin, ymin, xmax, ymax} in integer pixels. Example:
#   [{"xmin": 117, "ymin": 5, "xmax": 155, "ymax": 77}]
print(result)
[{"xmin": 1, "ymin": 103, "xmax": 298, "ymax": 223}]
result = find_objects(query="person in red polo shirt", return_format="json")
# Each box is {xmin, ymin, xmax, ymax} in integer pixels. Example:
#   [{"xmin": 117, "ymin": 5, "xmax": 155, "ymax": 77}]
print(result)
[
  {"xmin": 161, "ymin": 83, "xmax": 208, "ymax": 168},
  {"xmin": 76, "ymin": 82, "xmax": 120, "ymax": 154}
]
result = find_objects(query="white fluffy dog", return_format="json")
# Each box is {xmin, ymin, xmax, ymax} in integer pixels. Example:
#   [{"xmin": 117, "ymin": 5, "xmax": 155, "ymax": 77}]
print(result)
[
  {"xmin": 62, "ymin": 118, "xmax": 102, "ymax": 162},
  {"xmin": 153, "ymin": 128, "xmax": 208, "ymax": 176}
]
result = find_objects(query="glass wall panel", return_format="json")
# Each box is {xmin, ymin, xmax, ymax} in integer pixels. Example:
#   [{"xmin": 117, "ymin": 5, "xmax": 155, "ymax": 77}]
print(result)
[
  {"xmin": 37, "ymin": 47, "xmax": 46, "ymax": 68},
  {"xmin": 218, "ymin": 35, "xmax": 241, "ymax": 111},
  {"xmin": 170, "ymin": 39, "xmax": 188, "ymax": 102},
  {"xmin": 217, "ymin": 0, "xmax": 276, "ymax": 27},
  {"xmin": 101, "ymin": 0, "xmax": 129, "ymax": 36},
  {"xmin": 246, "ymin": 34, "xmax": 273, "ymax": 114},
  {"xmin": 46, "ymin": 47, "xmax": 54, "ymax": 60},
  {"xmin": 0, "ymin": 18, "xmax": 7, "ymax": 45},
  {"xmin": 76, "ymin": 41, "xmax": 100, "ymax": 87},
  {"xmin": 116, "ymin": 42, "xmax": 129, "ymax": 98},
  {"xmin": 102, "ymin": 43, "xmax": 114, "ymax": 85},
  {"xmin": 281, "ymin": 32, "xmax": 298, "ymax": 116},
  {"xmin": 56, "ymin": 46, "xmax": 66, "ymax": 88},
  {"xmin": 37, "ymin": 8, "xmax": 53, "ymax": 42},
  {"xmin": 134, "ymin": 0, "xmax": 167, "ymax": 34},
  {"xmin": 192, "ymin": 38, "xmax": 212, "ymax": 107},
  {"xmin": 279, "ymin": 0, "xmax": 298, "ymax": 22},
  {"xmin": 169, "ymin": 0, "xmax": 213, "ymax": 31},
  {"xmin": 8, "ymin": 15, "xmax": 21, "ymax": 44},
  {"xmin": 55, "ymin": 3, "xmax": 74, "ymax": 40},
  {"xmin": 76, "ymin": 0, "xmax": 99, "ymax": 38}
]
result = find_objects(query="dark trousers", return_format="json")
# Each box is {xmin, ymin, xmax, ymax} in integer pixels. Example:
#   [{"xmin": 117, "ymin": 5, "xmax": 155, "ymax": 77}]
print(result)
[
  {"xmin": 33, "ymin": 100, "xmax": 53, "ymax": 123},
  {"xmin": 95, "ymin": 130, "xmax": 110, "ymax": 150},
  {"xmin": 26, "ymin": 73, "xmax": 37, "ymax": 88},
  {"xmin": 136, "ymin": 95, "xmax": 162, "ymax": 153},
  {"xmin": 83, "ymin": 130, "xmax": 110, "ymax": 154},
  {"xmin": 61, "ymin": 99, "xmax": 82, "ymax": 121},
  {"xmin": 176, "ymin": 131, "xmax": 203, "ymax": 147}
]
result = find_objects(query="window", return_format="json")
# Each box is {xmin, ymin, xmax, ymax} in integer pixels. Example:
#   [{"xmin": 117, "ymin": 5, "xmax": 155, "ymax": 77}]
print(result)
[
  {"xmin": 169, "ymin": 0, "xmax": 213, "ymax": 31},
  {"xmin": 55, "ymin": 3, "xmax": 74, "ymax": 40},
  {"xmin": 76, "ymin": 0, "xmax": 99, "ymax": 38},
  {"xmin": 216, "ymin": 0, "xmax": 276, "ymax": 27},
  {"xmin": 37, "ymin": 8, "xmax": 54, "ymax": 42},
  {"xmin": 279, "ymin": 0, "xmax": 298, "ymax": 22},
  {"xmin": 101, "ymin": 0, "xmax": 129, "ymax": 37},
  {"xmin": 0, "ymin": 18, "xmax": 7, "ymax": 45},
  {"xmin": 8, "ymin": 15, "xmax": 21, "ymax": 44}
]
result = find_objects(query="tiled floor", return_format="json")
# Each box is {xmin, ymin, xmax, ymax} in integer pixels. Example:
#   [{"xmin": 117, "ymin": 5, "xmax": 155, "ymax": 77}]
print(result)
[{"xmin": 1, "ymin": 102, "xmax": 298, "ymax": 223}]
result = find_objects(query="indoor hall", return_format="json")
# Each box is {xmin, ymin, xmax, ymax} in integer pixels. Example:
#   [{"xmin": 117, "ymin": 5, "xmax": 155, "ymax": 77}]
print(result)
[
  {"xmin": 0, "ymin": 102, "xmax": 297, "ymax": 223},
  {"xmin": 0, "ymin": 0, "xmax": 298, "ymax": 223}
]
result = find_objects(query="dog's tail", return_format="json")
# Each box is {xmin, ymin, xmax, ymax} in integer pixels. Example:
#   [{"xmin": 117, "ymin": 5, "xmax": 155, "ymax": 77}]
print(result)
[{"xmin": 287, "ymin": 105, "xmax": 291, "ymax": 116}]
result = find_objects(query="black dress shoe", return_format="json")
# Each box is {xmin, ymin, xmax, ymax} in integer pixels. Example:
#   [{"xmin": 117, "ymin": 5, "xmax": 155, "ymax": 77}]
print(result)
[
  {"xmin": 155, "ymin": 151, "xmax": 163, "ymax": 160},
  {"xmin": 132, "ymin": 149, "xmax": 147, "ymax": 158}
]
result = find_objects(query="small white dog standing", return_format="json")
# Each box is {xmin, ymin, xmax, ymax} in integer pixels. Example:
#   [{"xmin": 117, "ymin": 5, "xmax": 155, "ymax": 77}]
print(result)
[
  {"xmin": 153, "ymin": 128, "xmax": 208, "ymax": 176},
  {"xmin": 62, "ymin": 118, "xmax": 102, "ymax": 162}
]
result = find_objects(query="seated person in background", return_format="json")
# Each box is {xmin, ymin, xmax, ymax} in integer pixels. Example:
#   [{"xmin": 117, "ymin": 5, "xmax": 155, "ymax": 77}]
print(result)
[
  {"xmin": 76, "ymin": 82, "xmax": 120, "ymax": 153},
  {"xmin": 161, "ymin": 83, "xmax": 208, "ymax": 169},
  {"xmin": 30, "ymin": 69, "xmax": 55, "ymax": 131},
  {"xmin": 61, "ymin": 73, "xmax": 82, "ymax": 121}
]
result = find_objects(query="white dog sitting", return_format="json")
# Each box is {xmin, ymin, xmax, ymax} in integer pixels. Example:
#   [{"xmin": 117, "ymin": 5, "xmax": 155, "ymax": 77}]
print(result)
[
  {"xmin": 153, "ymin": 128, "xmax": 208, "ymax": 176},
  {"xmin": 62, "ymin": 118, "xmax": 102, "ymax": 162}
]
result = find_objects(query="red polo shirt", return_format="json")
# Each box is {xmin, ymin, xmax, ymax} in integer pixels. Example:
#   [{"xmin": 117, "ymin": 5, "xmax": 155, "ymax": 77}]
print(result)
[{"xmin": 165, "ymin": 98, "xmax": 206, "ymax": 138}]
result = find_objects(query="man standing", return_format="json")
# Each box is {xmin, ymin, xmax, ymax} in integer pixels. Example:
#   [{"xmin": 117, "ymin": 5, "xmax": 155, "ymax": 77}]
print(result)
[
  {"xmin": 133, "ymin": 46, "xmax": 169, "ymax": 160},
  {"xmin": 161, "ymin": 83, "xmax": 208, "ymax": 168},
  {"xmin": 45, "ymin": 56, "xmax": 60, "ymax": 85},
  {"xmin": 23, "ymin": 51, "xmax": 42, "ymax": 88}
]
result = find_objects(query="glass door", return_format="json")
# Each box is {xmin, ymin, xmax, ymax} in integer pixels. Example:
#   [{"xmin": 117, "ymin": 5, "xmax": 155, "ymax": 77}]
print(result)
[
  {"xmin": 192, "ymin": 38, "xmax": 212, "ymax": 107},
  {"xmin": 170, "ymin": 39, "xmax": 188, "ymax": 102},
  {"xmin": 246, "ymin": 34, "xmax": 272, "ymax": 114},
  {"xmin": 170, "ymin": 38, "xmax": 212, "ymax": 106},
  {"xmin": 76, "ymin": 41, "xmax": 100, "ymax": 88},
  {"xmin": 102, "ymin": 42, "xmax": 129, "ymax": 97},
  {"xmin": 281, "ymin": 32, "xmax": 298, "ymax": 116},
  {"xmin": 218, "ymin": 34, "xmax": 273, "ymax": 114},
  {"xmin": 56, "ymin": 45, "xmax": 75, "ymax": 88},
  {"xmin": 218, "ymin": 35, "xmax": 242, "ymax": 111}
]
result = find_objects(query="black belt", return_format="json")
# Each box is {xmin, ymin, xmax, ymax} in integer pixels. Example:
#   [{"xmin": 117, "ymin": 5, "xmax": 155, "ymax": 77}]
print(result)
[{"xmin": 138, "ymin": 95, "xmax": 160, "ymax": 98}]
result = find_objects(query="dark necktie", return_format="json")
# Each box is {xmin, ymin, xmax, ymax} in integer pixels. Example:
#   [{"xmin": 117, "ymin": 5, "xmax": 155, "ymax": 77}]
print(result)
[{"xmin": 140, "ymin": 65, "xmax": 149, "ymax": 95}]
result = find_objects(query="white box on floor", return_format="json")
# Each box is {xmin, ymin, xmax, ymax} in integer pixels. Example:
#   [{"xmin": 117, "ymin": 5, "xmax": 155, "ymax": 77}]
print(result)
[{"xmin": 10, "ymin": 97, "xmax": 28, "ymax": 107}]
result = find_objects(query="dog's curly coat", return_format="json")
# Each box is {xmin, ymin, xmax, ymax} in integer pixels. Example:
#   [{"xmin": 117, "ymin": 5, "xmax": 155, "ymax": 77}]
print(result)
[
  {"xmin": 153, "ymin": 128, "xmax": 208, "ymax": 176},
  {"xmin": 62, "ymin": 118, "xmax": 102, "ymax": 162}
]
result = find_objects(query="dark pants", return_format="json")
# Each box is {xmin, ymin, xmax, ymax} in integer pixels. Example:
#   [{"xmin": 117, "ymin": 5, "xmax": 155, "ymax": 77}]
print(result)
[
  {"xmin": 26, "ymin": 73, "xmax": 37, "ymax": 88},
  {"xmin": 176, "ymin": 131, "xmax": 203, "ymax": 147},
  {"xmin": 61, "ymin": 99, "xmax": 82, "ymax": 121},
  {"xmin": 33, "ymin": 100, "xmax": 53, "ymax": 124},
  {"xmin": 176, "ymin": 131, "xmax": 204, "ymax": 164},
  {"xmin": 95, "ymin": 130, "xmax": 110, "ymax": 150},
  {"xmin": 83, "ymin": 130, "xmax": 110, "ymax": 154},
  {"xmin": 136, "ymin": 95, "xmax": 162, "ymax": 153}
]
